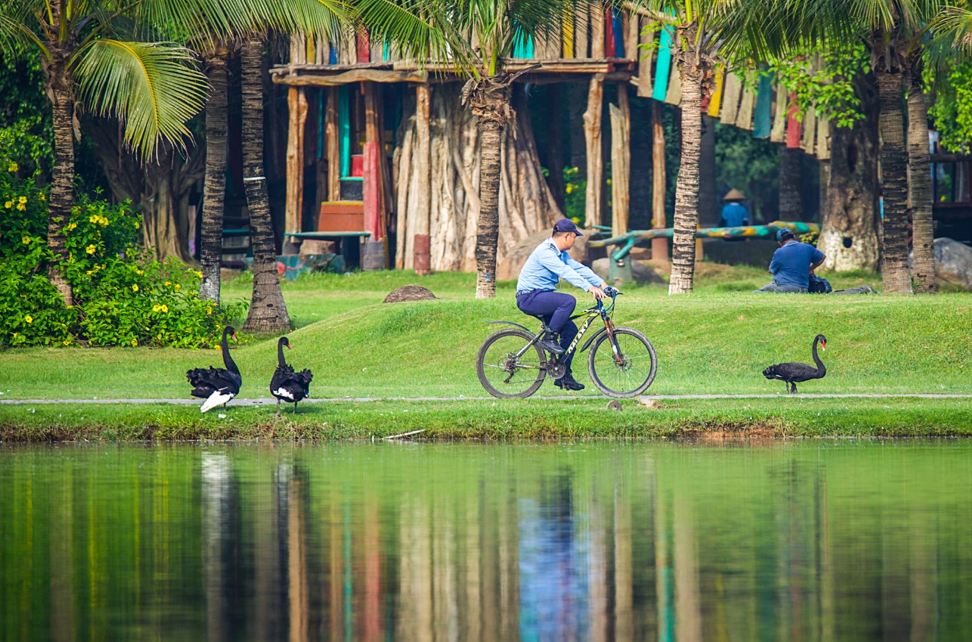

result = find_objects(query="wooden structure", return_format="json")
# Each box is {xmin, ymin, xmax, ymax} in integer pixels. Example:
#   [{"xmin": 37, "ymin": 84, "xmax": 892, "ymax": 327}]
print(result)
[{"xmin": 270, "ymin": 8, "xmax": 839, "ymax": 272}]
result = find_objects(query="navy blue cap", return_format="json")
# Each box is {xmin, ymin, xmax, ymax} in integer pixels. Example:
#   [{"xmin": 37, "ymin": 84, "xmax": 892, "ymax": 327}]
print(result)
[
  {"xmin": 776, "ymin": 228, "xmax": 795, "ymax": 242},
  {"xmin": 553, "ymin": 218, "xmax": 583, "ymax": 236}
]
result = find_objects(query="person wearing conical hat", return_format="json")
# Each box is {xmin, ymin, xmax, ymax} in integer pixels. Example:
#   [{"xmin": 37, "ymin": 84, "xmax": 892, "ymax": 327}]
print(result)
[{"xmin": 719, "ymin": 188, "xmax": 750, "ymax": 228}]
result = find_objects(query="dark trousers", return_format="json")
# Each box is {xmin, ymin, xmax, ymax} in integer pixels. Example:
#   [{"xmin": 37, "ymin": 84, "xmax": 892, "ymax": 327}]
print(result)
[{"xmin": 516, "ymin": 291, "xmax": 579, "ymax": 369}]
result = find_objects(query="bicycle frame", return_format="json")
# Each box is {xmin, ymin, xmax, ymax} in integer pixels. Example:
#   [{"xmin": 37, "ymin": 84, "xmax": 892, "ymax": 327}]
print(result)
[{"xmin": 488, "ymin": 294, "xmax": 621, "ymax": 365}]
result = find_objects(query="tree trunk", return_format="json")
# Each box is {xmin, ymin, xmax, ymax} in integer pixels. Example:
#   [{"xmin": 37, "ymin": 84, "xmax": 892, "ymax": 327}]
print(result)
[
  {"xmin": 698, "ymin": 115, "xmax": 718, "ymax": 226},
  {"xmin": 395, "ymin": 83, "xmax": 560, "ymax": 276},
  {"xmin": 544, "ymin": 85, "xmax": 566, "ymax": 212},
  {"xmin": 818, "ymin": 74, "xmax": 880, "ymax": 272},
  {"xmin": 908, "ymin": 64, "xmax": 935, "ymax": 293},
  {"xmin": 241, "ymin": 38, "xmax": 291, "ymax": 332},
  {"xmin": 477, "ymin": 117, "xmax": 502, "ymax": 298},
  {"xmin": 583, "ymin": 76, "xmax": 604, "ymax": 229},
  {"xmin": 876, "ymin": 68, "xmax": 912, "ymax": 293},
  {"xmin": 779, "ymin": 146, "xmax": 803, "ymax": 221},
  {"xmin": 651, "ymin": 100, "xmax": 668, "ymax": 263},
  {"xmin": 669, "ymin": 64, "xmax": 703, "ymax": 294},
  {"xmin": 44, "ymin": 52, "xmax": 75, "ymax": 306},
  {"xmin": 200, "ymin": 53, "xmax": 229, "ymax": 303}
]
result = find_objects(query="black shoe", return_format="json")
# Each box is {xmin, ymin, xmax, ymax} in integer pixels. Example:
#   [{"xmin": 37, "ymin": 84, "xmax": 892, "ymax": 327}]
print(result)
[
  {"xmin": 539, "ymin": 333, "xmax": 565, "ymax": 355},
  {"xmin": 555, "ymin": 374, "xmax": 585, "ymax": 391}
]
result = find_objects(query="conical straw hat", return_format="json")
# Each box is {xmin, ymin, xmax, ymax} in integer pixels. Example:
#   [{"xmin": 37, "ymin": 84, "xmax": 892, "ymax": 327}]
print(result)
[{"xmin": 723, "ymin": 188, "xmax": 746, "ymax": 201}]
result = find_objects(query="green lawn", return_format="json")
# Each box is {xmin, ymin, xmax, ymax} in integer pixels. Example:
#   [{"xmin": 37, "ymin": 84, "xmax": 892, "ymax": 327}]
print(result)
[{"xmin": 1, "ymin": 267, "xmax": 970, "ymax": 439}]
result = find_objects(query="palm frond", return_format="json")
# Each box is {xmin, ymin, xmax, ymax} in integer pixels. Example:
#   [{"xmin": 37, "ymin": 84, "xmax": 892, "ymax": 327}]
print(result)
[
  {"xmin": 357, "ymin": 0, "xmax": 469, "ymax": 70},
  {"xmin": 0, "ymin": 12, "xmax": 48, "ymax": 57},
  {"xmin": 74, "ymin": 39, "xmax": 208, "ymax": 160}
]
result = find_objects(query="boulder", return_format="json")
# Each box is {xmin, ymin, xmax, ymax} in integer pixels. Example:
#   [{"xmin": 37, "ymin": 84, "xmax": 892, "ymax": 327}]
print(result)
[
  {"xmin": 591, "ymin": 258, "xmax": 665, "ymax": 286},
  {"xmin": 496, "ymin": 228, "xmax": 595, "ymax": 281},
  {"xmin": 383, "ymin": 285, "xmax": 437, "ymax": 303},
  {"xmin": 933, "ymin": 238, "xmax": 972, "ymax": 289}
]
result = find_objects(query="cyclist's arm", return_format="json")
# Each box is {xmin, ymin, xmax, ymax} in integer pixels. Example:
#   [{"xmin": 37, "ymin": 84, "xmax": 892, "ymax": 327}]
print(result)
[
  {"xmin": 566, "ymin": 256, "xmax": 607, "ymax": 290},
  {"xmin": 537, "ymin": 247, "xmax": 597, "ymax": 292}
]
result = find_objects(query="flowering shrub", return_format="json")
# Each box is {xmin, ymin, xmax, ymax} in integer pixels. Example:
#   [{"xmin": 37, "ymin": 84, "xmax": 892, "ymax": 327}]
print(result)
[{"xmin": 0, "ymin": 165, "xmax": 246, "ymax": 348}]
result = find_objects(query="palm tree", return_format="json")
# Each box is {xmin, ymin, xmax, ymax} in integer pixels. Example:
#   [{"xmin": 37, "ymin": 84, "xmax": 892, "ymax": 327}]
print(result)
[
  {"xmin": 359, "ymin": 0, "xmax": 578, "ymax": 298},
  {"xmin": 814, "ymin": 0, "xmax": 942, "ymax": 294},
  {"xmin": 0, "ymin": 0, "xmax": 212, "ymax": 305},
  {"xmin": 631, "ymin": 0, "xmax": 764, "ymax": 294}
]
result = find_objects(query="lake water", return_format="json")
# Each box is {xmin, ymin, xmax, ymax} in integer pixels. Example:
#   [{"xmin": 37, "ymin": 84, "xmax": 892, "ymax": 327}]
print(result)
[{"xmin": 1, "ymin": 441, "xmax": 970, "ymax": 641}]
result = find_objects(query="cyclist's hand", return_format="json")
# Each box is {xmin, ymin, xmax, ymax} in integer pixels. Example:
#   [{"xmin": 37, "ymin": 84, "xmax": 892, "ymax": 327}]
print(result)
[
  {"xmin": 591, "ymin": 286, "xmax": 608, "ymax": 300},
  {"xmin": 603, "ymin": 285, "xmax": 620, "ymax": 297}
]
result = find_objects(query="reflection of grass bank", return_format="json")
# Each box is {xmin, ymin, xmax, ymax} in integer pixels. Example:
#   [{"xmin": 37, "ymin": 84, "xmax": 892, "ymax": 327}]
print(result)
[{"xmin": 2, "ymin": 398, "xmax": 971, "ymax": 441}]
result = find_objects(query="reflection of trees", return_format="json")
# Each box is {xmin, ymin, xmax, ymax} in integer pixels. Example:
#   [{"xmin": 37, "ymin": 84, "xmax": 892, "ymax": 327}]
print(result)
[{"xmin": 6, "ymin": 444, "xmax": 972, "ymax": 641}]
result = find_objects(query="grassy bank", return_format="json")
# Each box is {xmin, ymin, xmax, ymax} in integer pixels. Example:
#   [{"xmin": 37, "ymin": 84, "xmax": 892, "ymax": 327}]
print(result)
[
  {"xmin": 2, "ymin": 269, "xmax": 970, "ymax": 439},
  {"xmin": 1, "ymin": 397, "xmax": 971, "ymax": 442}
]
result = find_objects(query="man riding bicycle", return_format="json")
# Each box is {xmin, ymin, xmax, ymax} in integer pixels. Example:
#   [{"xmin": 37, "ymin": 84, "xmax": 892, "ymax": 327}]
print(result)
[{"xmin": 515, "ymin": 218, "xmax": 611, "ymax": 391}]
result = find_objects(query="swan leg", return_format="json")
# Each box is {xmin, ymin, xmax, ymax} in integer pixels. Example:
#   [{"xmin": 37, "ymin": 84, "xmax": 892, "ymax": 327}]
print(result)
[
  {"xmin": 293, "ymin": 401, "xmax": 298, "ymax": 414},
  {"xmin": 791, "ymin": 383, "xmax": 798, "ymax": 394},
  {"xmin": 277, "ymin": 399, "xmax": 281, "ymax": 416}
]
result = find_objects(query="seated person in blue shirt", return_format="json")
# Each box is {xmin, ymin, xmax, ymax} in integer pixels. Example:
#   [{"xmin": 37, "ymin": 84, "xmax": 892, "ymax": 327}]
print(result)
[
  {"xmin": 755, "ymin": 229, "xmax": 826, "ymax": 293},
  {"xmin": 516, "ymin": 218, "xmax": 609, "ymax": 391},
  {"xmin": 718, "ymin": 188, "xmax": 750, "ymax": 228}
]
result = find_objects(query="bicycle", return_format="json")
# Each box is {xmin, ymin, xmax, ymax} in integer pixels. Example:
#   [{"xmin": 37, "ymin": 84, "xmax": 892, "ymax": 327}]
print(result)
[{"xmin": 476, "ymin": 287, "xmax": 657, "ymax": 399}]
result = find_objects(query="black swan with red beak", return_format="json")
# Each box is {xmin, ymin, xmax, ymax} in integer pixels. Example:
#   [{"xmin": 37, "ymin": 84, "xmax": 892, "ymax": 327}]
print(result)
[
  {"xmin": 270, "ymin": 337, "xmax": 313, "ymax": 414},
  {"xmin": 187, "ymin": 326, "xmax": 242, "ymax": 412},
  {"xmin": 763, "ymin": 334, "xmax": 827, "ymax": 393}
]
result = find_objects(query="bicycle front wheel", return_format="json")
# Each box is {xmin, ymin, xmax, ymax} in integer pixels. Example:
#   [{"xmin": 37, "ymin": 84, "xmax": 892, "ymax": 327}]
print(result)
[
  {"xmin": 477, "ymin": 328, "xmax": 546, "ymax": 399},
  {"xmin": 588, "ymin": 327, "xmax": 657, "ymax": 398}
]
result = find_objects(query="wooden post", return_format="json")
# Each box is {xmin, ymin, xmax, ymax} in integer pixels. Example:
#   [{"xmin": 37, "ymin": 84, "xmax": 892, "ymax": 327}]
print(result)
[
  {"xmin": 583, "ymin": 76, "xmax": 604, "ymax": 228},
  {"xmin": 363, "ymin": 82, "xmax": 384, "ymax": 241},
  {"xmin": 637, "ymin": 22, "xmax": 655, "ymax": 98},
  {"xmin": 609, "ymin": 91, "xmax": 630, "ymax": 237},
  {"xmin": 576, "ymin": 3, "xmax": 589, "ymax": 59},
  {"xmin": 651, "ymin": 100, "xmax": 668, "ymax": 263},
  {"xmin": 591, "ymin": 3, "xmax": 605, "ymax": 58},
  {"xmin": 325, "ymin": 87, "xmax": 340, "ymax": 201},
  {"xmin": 285, "ymin": 86, "xmax": 309, "ymax": 246},
  {"xmin": 413, "ymin": 84, "xmax": 431, "ymax": 273}
]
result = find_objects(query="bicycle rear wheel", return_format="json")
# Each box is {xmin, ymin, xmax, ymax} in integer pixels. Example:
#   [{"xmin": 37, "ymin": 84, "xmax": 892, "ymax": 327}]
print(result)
[
  {"xmin": 588, "ymin": 327, "xmax": 657, "ymax": 398},
  {"xmin": 477, "ymin": 329, "xmax": 546, "ymax": 398}
]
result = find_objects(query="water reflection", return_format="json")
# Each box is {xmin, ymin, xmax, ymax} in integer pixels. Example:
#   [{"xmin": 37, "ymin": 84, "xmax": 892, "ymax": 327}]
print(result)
[{"xmin": 1, "ymin": 442, "xmax": 971, "ymax": 641}]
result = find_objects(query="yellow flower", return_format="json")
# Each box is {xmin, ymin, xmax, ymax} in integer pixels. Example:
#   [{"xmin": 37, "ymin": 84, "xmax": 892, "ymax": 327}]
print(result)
[
  {"xmin": 4, "ymin": 201, "xmax": 12, "ymax": 209},
  {"xmin": 66, "ymin": 222, "xmax": 77, "ymax": 231},
  {"xmin": 152, "ymin": 304, "xmax": 161, "ymax": 312},
  {"xmin": 86, "ymin": 270, "xmax": 93, "ymax": 275},
  {"xmin": 134, "ymin": 222, "xmax": 140, "ymax": 230},
  {"xmin": 565, "ymin": 184, "xmax": 573, "ymax": 194},
  {"xmin": 206, "ymin": 307, "xmax": 213, "ymax": 315},
  {"xmin": 7, "ymin": 163, "xmax": 18, "ymax": 172},
  {"xmin": 38, "ymin": 192, "xmax": 45, "ymax": 201},
  {"xmin": 24, "ymin": 316, "xmax": 32, "ymax": 324},
  {"xmin": 16, "ymin": 203, "xmax": 25, "ymax": 211},
  {"xmin": 174, "ymin": 284, "xmax": 180, "ymax": 291},
  {"xmin": 131, "ymin": 339, "xmax": 138, "ymax": 347},
  {"xmin": 63, "ymin": 340, "xmax": 70, "ymax": 346},
  {"xmin": 136, "ymin": 269, "xmax": 144, "ymax": 275},
  {"xmin": 194, "ymin": 270, "xmax": 203, "ymax": 278},
  {"xmin": 164, "ymin": 281, "xmax": 171, "ymax": 287},
  {"xmin": 89, "ymin": 215, "xmax": 98, "ymax": 223},
  {"xmin": 161, "ymin": 304, "xmax": 168, "ymax": 313},
  {"xmin": 22, "ymin": 236, "xmax": 30, "ymax": 245},
  {"xmin": 132, "ymin": 284, "xmax": 139, "ymax": 292},
  {"xmin": 18, "ymin": 196, "xmax": 27, "ymax": 204},
  {"xmin": 86, "ymin": 245, "xmax": 96, "ymax": 254},
  {"xmin": 571, "ymin": 217, "xmax": 581, "ymax": 225}
]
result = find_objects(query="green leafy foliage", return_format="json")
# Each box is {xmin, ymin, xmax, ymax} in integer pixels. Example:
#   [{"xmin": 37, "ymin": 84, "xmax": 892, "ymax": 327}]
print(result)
[
  {"xmin": 928, "ymin": 59, "xmax": 972, "ymax": 153},
  {"xmin": 0, "ymin": 169, "xmax": 245, "ymax": 349},
  {"xmin": 764, "ymin": 42, "xmax": 870, "ymax": 128}
]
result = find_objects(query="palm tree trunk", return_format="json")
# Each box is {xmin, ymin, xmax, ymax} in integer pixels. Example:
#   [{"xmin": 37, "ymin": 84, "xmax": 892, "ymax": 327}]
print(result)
[
  {"xmin": 476, "ymin": 117, "xmax": 502, "ymax": 298},
  {"xmin": 876, "ymin": 68, "xmax": 912, "ymax": 294},
  {"xmin": 668, "ymin": 66, "xmax": 703, "ymax": 294},
  {"xmin": 45, "ymin": 53, "xmax": 75, "ymax": 306},
  {"xmin": 779, "ymin": 147, "xmax": 803, "ymax": 221},
  {"xmin": 908, "ymin": 65, "xmax": 935, "ymax": 294},
  {"xmin": 200, "ymin": 53, "xmax": 229, "ymax": 303},
  {"xmin": 241, "ymin": 38, "xmax": 291, "ymax": 332}
]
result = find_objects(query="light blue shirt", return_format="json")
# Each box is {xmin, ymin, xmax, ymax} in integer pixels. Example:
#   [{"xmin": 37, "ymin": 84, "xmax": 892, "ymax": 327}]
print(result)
[{"xmin": 516, "ymin": 238, "xmax": 604, "ymax": 294}]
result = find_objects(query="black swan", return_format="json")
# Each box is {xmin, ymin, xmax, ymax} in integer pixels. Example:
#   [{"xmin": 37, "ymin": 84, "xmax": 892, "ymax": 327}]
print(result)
[
  {"xmin": 270, "ymin": 337, "xmax": 313, "ymax": 414},
  {"xmin": 187, "ymin": 326, "xmax": 242, "ymax": 412},
  {"xmin": 762, "ymin": 334, "xmax": 827, "ymax": 394}
]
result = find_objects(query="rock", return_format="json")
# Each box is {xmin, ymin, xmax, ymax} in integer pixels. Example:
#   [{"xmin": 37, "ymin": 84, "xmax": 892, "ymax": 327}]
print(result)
[
  {"xmin": 833, "ymin": 285, "xmax": 876, "ymax": 295},
  {"xmin": 496, "ymin": 228, "xmax": 595, "ymax": 281},
  {"xmin": 933, "ymin": 238, "xmax": 972, "ymax": 289},
  {"xmin": 638, "ymin": 399, "xmax": 661, "ymax": 409},
  {"xmin": 591, "ymin": 258, "xmax": 665, "ymax": 286},
  {"xmin": 299, "ymin": 239, "xmax": 337, "ymax": 256},
  {"xmin": 383, "ymin": 285, "xmax": 437, "ymax": 303}
]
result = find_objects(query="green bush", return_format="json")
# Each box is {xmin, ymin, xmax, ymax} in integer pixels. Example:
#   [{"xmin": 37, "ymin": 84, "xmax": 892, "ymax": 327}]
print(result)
[{"xmin": 0, "ymin": 169, "xmax": 246, "ymax": 349}]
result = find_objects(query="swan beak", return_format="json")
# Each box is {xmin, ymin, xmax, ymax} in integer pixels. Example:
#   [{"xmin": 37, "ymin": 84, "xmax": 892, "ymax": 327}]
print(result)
[
  {"xmin": 822, "ymin": 342, "xmax": 826, "ymax": 350},
  {"xmin": 287, "ymin": 344, "xmax": 292, "ymax": 349},
  {"xmin": 232, "ymin": 332, "xmax": 238, "ymax": 342}
]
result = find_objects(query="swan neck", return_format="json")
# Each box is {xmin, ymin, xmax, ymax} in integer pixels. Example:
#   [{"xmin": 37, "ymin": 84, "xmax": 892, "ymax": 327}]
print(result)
[
  {"xmin": 222, "ymin": 329, "xmax": 239, "ymax": 373},
  {"xmin": 278, "ymin": 340, "xmax": 286, "ymax": 367},
  {"xmin": 811, "ymin": 337, "xmax": 824, "ymax": 373}
]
